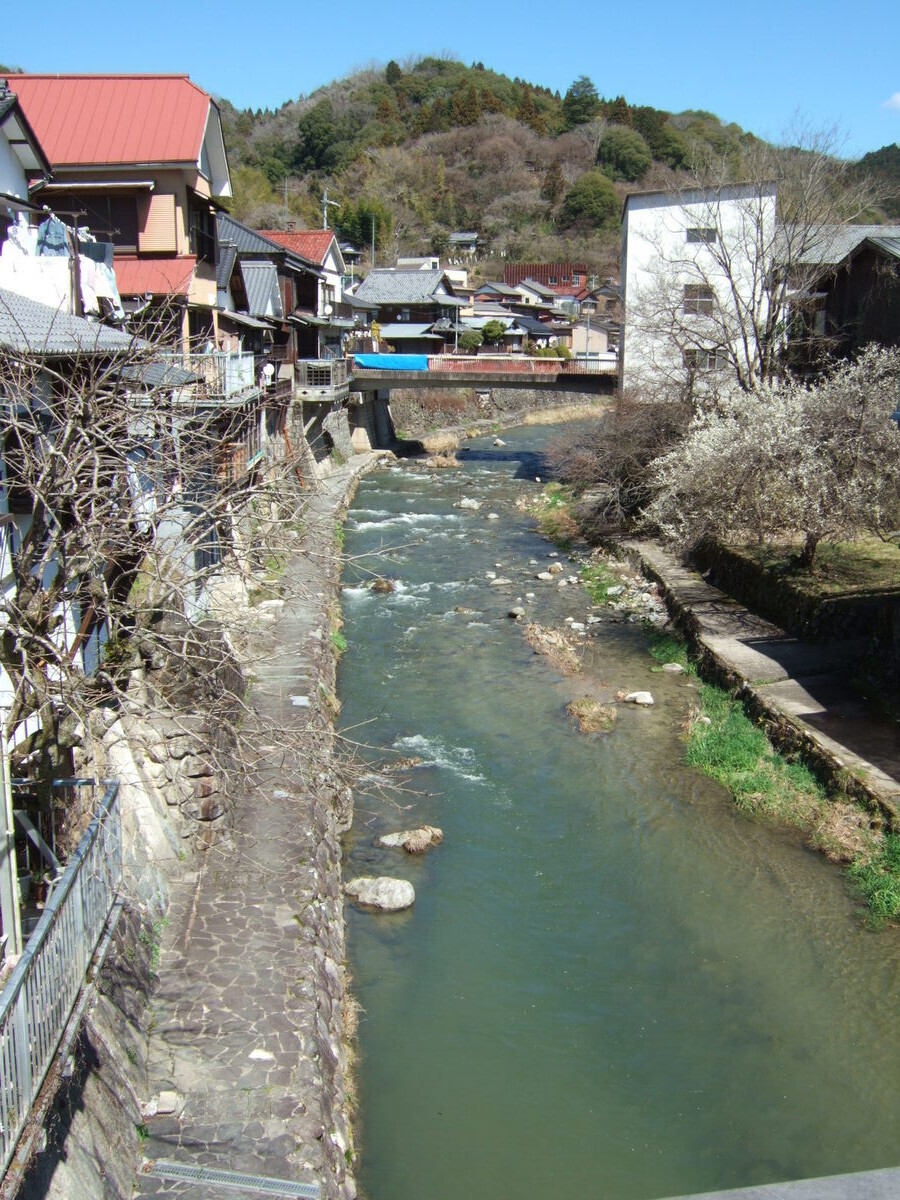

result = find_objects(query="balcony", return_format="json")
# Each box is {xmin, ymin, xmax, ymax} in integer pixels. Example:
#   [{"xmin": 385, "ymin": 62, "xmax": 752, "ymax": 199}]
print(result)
[
  {"xmin": 162, "ymin": 351, "xmax": 263, "ymax": 406},
  {"xmin": 294, "ymin": 358, "xmax": 350, "ymax": 404}
]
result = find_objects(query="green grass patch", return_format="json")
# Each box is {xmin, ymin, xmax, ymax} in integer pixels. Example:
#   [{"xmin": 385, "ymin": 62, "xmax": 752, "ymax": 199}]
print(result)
[
  {"xmin": 739, "ymin": 537, "xmax": 900, "ymax": 599},
  {"xmin": 535, "ymin": 483, "xmax": 578, "ymax": 548},
  {"xmin": 335, "ymin": 523, "xmax": 346, "ymax": 552},
  {"xmin": 685, "ymin": 683, "xmax": 825, "ymax": 825},
  {"xmin": 580, "ymin": 562, "xmax": 619, "ymax": 604},
  {"xmin": 647, "ymin": 630, "xmax": 696, "ymax": 674},
  {"xmin": 849, "ymin": 834, "xmax": 900, "ymax": 928},
  {"xmin": 330, "ymin": 629, "xmax": 348, "ymax": 655}
]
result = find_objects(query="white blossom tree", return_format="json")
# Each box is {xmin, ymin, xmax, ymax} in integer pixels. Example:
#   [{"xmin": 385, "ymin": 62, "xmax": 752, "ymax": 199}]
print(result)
[{"xmin": 647, "ymin": 345, "xmax": 900, "ymax": 565}]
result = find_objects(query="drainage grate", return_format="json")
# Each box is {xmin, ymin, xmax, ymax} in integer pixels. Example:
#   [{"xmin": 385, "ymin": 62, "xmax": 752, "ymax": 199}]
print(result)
[{"xmin": 146, "ymin": 1161, "xmax": 319, "ymax": 1198}]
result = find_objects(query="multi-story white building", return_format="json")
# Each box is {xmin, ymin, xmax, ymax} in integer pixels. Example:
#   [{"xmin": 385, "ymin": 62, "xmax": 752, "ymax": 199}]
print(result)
[{"xmin": 620, "ymin": 183, "xmax": 778, "ymax": 396}]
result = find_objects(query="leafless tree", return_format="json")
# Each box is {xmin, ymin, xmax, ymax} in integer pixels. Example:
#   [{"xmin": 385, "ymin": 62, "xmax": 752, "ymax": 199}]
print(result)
[{"xmin": 0, "ymin": 308, "xmax": 314, "ymax": 839}]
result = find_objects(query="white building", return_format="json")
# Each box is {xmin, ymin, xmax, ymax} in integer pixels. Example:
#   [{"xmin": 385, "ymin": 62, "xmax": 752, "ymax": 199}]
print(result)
[{"xmin": 621, "ymin": 183, "xmax": 778, "ymax": 395}]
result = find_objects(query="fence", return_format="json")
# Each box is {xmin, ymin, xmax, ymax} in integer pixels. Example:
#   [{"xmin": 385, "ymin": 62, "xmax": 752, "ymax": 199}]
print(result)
[
  {"xmin": 296, "ymin": 359, "xmax": 349, "ymax": 389},
  {"xmin": 0, "ymin": 780, "xmax": 121, "ymax": 1176}
]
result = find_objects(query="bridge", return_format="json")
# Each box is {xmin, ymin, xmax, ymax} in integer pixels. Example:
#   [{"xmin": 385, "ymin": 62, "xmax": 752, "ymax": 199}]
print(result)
[{"xmin": 348, "ymin": 353, "xmax": 618, "ymax": 394}]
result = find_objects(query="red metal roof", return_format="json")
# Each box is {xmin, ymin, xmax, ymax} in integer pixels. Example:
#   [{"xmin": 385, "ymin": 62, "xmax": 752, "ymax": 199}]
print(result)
[
  {"xmin": 114, "ymin": 255, "xmax": 196, "ymax": 297},
  {"xmin": 259, "ymin": 230, "xmax": 336, "ymax": 266},
  {"xmin": 12, "ymin": 75, "xmax": 212, "ymax": 167}
]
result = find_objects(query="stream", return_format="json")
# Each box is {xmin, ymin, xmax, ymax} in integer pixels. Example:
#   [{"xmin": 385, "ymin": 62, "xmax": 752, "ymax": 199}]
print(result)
[{"xmin": 337, "ymin": 421, "xmax": 900, "ymax": 1200}]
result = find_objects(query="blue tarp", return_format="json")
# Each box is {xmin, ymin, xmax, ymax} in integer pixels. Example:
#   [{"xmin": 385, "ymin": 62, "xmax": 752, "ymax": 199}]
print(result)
[{"xmin": 353, "ymin": 354, "xmax": 429, "ymax": 371}]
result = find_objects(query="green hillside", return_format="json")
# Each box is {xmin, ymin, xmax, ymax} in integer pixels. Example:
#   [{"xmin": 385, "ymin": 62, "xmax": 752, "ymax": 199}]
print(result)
[{"xmin": 218, "ymin": 59, "xmax": 772, "ymax": 277}]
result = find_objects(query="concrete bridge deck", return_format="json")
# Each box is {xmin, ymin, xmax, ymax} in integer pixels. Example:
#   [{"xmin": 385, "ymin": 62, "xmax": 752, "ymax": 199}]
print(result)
[
  {"xmin": 350, "ymin": 353, "xmax": 618, "ymax": 393},
  {"xmin": 660, "ymin": 1165, "xmax": 900, "ymax": 1199}
]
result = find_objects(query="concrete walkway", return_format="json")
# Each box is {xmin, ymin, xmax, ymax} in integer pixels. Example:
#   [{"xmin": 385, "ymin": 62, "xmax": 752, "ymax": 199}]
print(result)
[
  {"xmin": 627, "ymin": 539, "xmax": 900, "ymax": 825},
  {"xmin": 135, "ymin": 455, "xmax": 385, "ymax": 1200},
  {"xmin": 660, "ymin": 1164, "xmax": 900, "ymax": 1200}
]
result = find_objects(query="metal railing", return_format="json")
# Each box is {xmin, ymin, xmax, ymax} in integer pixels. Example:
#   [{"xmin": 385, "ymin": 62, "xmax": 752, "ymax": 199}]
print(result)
[
  {"xmin": 163, "ymin": 351, "xmax": 260, "ymax": 401},
  {"xmin": 0, "ymin": 780, "xmax": 121, "ymax": 1176},
  {"xmin": 295, "ymin": 359, "xmax": 349, "ymax": 389}
]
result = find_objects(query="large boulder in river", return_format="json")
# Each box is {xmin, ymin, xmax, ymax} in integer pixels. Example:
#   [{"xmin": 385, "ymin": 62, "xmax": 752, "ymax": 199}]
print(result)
[
  {"xmin": 345, "ymin": 876, "xmax": 415, "ymax": 911},
  {"xmin": 622, "ymin": 691, "xmax": 654, "ymax": 706},
  {"xmin": 376, "ymin": 826, "xmax": 444, "ymax": 854}
]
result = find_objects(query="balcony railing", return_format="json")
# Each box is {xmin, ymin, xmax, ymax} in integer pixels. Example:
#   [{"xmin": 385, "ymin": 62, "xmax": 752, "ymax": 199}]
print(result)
[
  {"xmin": 0, "ymin": 780, "xmax": 121, "ymax": 1176},
  {"xmin": 163, "ymin": 351, "xmax": 261, "ymax": 403},
  {"xmin": 295, "ymin": 359, "xmax": 349, "ymax": 390}
]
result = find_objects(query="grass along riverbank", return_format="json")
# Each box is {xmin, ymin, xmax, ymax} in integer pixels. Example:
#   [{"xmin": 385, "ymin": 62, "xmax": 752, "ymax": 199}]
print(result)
[{"xmin": 563, "ymin": 534, "xmax": 900, "ymax": 929}]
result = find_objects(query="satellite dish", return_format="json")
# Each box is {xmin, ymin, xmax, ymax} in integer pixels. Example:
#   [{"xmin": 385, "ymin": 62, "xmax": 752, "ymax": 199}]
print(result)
[
  {"xmin": 324, "ymin": 303, "xmax": 333, "ymax": 316},
  {"xmin": 262, "ymin": 363, "xmax": 275, "ymax": 380}
]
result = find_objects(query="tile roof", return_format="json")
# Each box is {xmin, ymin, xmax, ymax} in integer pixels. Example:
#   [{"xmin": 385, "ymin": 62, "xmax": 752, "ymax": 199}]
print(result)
[
  {"xmin": 258, "ymin": 229, "xmax": 337, "ymax": 266},
  {"xmin": 11, "ymin": 75, "xmax": 212, "ymax": 166},
  {"xmin": 353, "ymin": 269, "xmax": 461, "ymax": 305},
  {"xmin": 0, "ymin": 286, "xmax": 143, "ymax": 355},
  {"xmin": 217, "ymin": 214, "xmax": 319, "ymax": 273},
  {"xmin": 239, "ymin": 261, "xmax": 283, "ymax": 319},
  {"xmin": 113, "ymin": 255, "xmax": 196, "ymax": 297},
  {"xmin": 793, "ymin": 224, "xmax": 900, "ymax": 266}
]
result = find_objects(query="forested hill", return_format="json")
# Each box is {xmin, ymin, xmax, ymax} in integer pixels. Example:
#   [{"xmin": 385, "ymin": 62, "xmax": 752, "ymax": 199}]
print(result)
[{"xmin": 216, "ymin": 59, "xmax": 768, "ymax": 276}]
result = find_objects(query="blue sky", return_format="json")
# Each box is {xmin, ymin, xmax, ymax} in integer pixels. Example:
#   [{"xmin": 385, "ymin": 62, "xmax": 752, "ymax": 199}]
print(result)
[{"xmin": 3, "ymin": 0, "xmax": 899, "ymax": 158}]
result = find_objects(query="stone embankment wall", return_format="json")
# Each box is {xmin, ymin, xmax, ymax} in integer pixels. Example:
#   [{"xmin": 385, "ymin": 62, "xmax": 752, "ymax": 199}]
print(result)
[
  {"xmin": 14, "ymin": 479, "xmax": 358, "ymax": 1199},
  {"xmin": 387, "ymin": 385, "xmax": 601, "ymax": 434},
  {"xmin": 694, "ymin": 542, "xmax": 900, "ymax": 684}
]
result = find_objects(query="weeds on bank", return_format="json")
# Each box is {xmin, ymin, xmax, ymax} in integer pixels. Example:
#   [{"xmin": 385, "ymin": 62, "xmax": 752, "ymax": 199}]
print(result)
[
  {"xmin": 849, "ymin": 834, "xmax": 900, "ymax": 928},
  {"xmin": 648, "ymin": 630, "xmax": 696, "ymax": 675},
  {"xmin": 533, "ymin": 484, "xmax": 578, "ymax": 548},
  {"xmin": 685, "ymin": 683, "xmax": 826, "ymax": 826},
  {"xmin": 580, "ymin": 562, "xmax": 619, "ymax": 604}
]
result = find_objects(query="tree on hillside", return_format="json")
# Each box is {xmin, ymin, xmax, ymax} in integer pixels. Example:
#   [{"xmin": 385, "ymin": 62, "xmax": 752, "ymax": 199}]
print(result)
[
  {"xmin": 597, "ymin": 127, "xmax": 652, "ymax": 181},
  {"xmin": 646, "ymin": 346, "xmax": 900, "ymax": 566},
  {"xmin": 560, "ymin": 170, "xmax": 619, "ymax": 230},
  {"xmin": 562, "ymin": 76, "xmax": 601, "ymax": 129},
  {"xmin": 541, "ymin": 159, "xmax": 567, "ymax": 206},
  {"xmin": 385, "ymin": 60, "xmax": 402, "ymax": 86}
]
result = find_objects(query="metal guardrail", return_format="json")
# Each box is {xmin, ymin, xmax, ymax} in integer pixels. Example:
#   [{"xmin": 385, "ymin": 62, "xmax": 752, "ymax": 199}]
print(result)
[
  {"xmin": 295, "ymin": 359, "xmax": 349, "ymax": 389},
  {"xmin": 0, "ymin": 779, "xmax": 121, "ymax": 1176}
]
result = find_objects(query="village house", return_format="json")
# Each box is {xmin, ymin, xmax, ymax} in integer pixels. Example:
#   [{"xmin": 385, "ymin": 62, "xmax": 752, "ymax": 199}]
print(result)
[
  {"xmin": 350, "ymin": 268, "xmax": 466, "ymax": 353},
  {"xmin": 791, "ymin": 225, "xmax": 900, "ymax": 367},
  {"xmin": 258, "ymin": 228, "xmax": 355, "ymax": 356},
  {"xmin": 620, "ymin": 183, "xmax": 778, "ymax": 393},
  {"xmin": 11, "ymin": 73, "xmax": 231, "ymax": 351}
]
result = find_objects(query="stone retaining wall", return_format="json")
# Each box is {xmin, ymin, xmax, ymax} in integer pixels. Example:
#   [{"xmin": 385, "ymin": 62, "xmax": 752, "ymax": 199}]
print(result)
[
  {"xmin": 693, "ymin": 542, "xmax": 900, "ymax": 682},
  {"xmin": 387, "ymin": 385, "xmax": 599, "ymax": 434}
]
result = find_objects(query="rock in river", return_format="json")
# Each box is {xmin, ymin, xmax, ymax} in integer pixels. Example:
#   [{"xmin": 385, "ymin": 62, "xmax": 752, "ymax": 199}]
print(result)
[
  {"xmin": 376, "ymin": 826, "xmax": 444, "ymax": 854},
  {"xmin": 345, "ymin": 876, "xmax": 415, "ymax": 911},
  {"xmin": 622, "ymin": 691, "xmax": 655, "ymax": 706}
]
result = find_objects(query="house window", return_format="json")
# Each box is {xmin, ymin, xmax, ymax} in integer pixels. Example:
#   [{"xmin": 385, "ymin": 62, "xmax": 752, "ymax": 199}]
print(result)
[
  {"xmin": 687, "ymin": 227, "xmax": 717, "ymax": 245},
  {"xmin": 572, "ymin": 273, "xmax": 582, "ymax": 285},
  {"xmin": 684, "ymin": 348, "xmax": 727, "ymax": 371},
  {"xmin": 188, "ymin": 195, "xmax": 217, "ymax": 264},
  {"xmin": 57, "ymin": 192, "xmax": 139, "ymax": 250},
  {"xmin": 683, "ymin": 285, "xmax": 715, "ymax": 315},
  {"xmin": 548, "ymin": 275, "xmax": 557, "ymax": 285}
]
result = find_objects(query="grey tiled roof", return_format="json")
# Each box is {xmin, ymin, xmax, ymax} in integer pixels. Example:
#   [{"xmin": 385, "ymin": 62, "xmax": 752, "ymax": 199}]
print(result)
[
  {"xmin": 216, "ymin": 213, "xmax": 319, "ymax": 273},
  {"xmin": 796, "ymin": 224, "xmax": 900, "ymax": 266},
  {"xmin": 353, "ymin": 269, "xmax": 462, "ymax": 306},
  {"xmin": 239, "ymin": 261, "xmax": 283, "ymax": 319},
  {"xmin": 0, "ymin": 287, "xmax": 143, "ymax": 356},
  {"xmin": 216, "ymin": 243, "xmax": 237, "ymax": 291}
]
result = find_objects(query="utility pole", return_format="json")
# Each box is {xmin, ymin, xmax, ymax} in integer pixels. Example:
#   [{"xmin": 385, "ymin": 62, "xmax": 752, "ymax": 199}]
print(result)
[
  {"xmin": 371, "ymin": 214, "xmax": 376, "ymax": 269},
  {"xmin": 322, "ymin": 189, "xmax": 339, "ymax": 230}
]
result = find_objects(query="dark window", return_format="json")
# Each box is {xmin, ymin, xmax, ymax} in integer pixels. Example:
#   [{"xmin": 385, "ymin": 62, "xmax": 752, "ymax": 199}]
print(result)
[
  {"xmin": 684, "ymin": 348, "xmax": 727, "ymax": 371},
  {"xmin": 683, "ymin": 285, "xmax": 715, "ymax": 315},
  {"xmin": 189, "ymin": 196, "xmax": 217, "ymax": 264},
  {"xmin": 56, "ymin": 192, "xmax": 139, "ymax": 250},
  {"xmin": 687, "ymin": 227, "xmax": 717, "ymax": 244}
]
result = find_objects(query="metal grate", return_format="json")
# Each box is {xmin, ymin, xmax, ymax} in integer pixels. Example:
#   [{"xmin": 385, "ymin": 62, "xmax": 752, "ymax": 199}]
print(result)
[{"xmin": 146, "ymin": 1161, "xmax": 319, "ymax": 1198}]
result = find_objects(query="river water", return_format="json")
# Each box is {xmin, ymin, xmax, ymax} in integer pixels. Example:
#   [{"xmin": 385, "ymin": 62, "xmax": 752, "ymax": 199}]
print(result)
[{"xmin": 337, "ymin": 422, "xmax": 900, "ymax": 1200}]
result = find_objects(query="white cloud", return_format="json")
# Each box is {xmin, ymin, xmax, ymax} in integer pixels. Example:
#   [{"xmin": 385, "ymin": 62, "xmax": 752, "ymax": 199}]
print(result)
[{"xmin": 883, "ymin": 92, "xmax": 900, "ymax": 112}]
